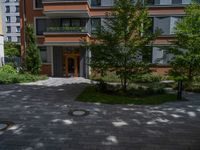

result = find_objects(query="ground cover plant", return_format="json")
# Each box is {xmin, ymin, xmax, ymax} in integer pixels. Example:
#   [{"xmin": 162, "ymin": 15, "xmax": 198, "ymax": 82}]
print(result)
[
  {"xmin": 0, "ymin": 65, "xmax": 47, "ymax": 84},
  {"xmin": 77, "ymin": 85, "xmax": 178, "ymax": 105}
]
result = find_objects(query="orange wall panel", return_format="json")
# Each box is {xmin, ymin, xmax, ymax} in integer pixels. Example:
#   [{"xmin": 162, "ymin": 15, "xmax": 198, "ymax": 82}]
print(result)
[
  {"xmin": 44, "ymin": 3, "xmax": 89, "ymax": 12},
  {"xmin": 148, "ymin": 7, "xmax": 185, "ymax": 15}
]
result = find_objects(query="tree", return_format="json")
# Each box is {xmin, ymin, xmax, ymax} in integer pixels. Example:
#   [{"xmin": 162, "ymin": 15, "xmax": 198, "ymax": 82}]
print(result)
[
  {"xmin": 25, "ymin": 24, "xmax": 41, "ymax": 74},
  {"xmin": 4, "ymin": 41, "xmax": 20, "ymax": 57},
  {"xmin": 169, "ymin": 1, "xmax": 200, "ymax": 80},
  {"xmin": 88, "ymin": 0, "xmax": 159, "ymax": 91}
]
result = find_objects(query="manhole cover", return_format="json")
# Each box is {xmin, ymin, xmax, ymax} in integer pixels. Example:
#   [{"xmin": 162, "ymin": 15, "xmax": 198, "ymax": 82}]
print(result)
[
  {"xmin": 68, "ymin": 109, "xmax": 89, "ymax": 117},
  {"xmin": 0, "ymin": 121, "xmax": 14, "ymax": 131}
]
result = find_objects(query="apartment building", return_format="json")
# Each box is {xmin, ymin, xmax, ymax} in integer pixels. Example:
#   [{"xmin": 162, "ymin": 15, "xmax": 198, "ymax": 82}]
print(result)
[
  {"xmin": 19, "ymin": 0, "xmax": 193, "ymax": 77},
  {"xmin": 1, "ymin": 0, "xmax": 20, "ymax": 43},
  {"xmin": 0, "ymin": 3, "xmax": 4, "ymax": 67}
]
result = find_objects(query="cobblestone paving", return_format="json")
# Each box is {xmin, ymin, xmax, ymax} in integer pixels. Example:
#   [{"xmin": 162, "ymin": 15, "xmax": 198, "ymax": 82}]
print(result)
[{"xmin": 0, "ymin": 78, "xmax": 200, "ymax": 150}]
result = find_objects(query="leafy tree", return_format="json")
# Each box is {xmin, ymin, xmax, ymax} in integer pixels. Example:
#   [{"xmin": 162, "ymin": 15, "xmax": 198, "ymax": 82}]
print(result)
[
  {"xmin": 25, "ymin": 24, "xmax": 41, "ymax": 74},
  {"xmin": 4, "ymin": 41, "xmax": 20, "ymax": 57},
  {"xmin": 169, "ymin": 1, "xmax": 200, "ymax": 80},
  {"xmin": 88, "ymin": 0, "xmax": 159, "ymax": 91}
]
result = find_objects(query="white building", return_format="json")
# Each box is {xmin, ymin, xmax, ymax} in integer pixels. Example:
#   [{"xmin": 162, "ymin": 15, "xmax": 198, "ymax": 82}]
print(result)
[
  {"xmin": 1, "ymin": 0, "xmax": 20, "ymax": 43},
  {"xmin": 0, "ymin": 2, "xmax": 4, "ymax": 67}
]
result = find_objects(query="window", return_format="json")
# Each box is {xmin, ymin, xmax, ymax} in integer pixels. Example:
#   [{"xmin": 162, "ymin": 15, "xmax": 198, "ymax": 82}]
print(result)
[
  {"xmin": 142, "ymin": 47, "xmax": 152, "ymax": 63},
  {"xmin": 39, "ymin": 47, "xmax": 47, "ymax": 63},
  {"xmin": 16, "ymin": 26, "xmax": 20, "ymax": 33},
  {"xmin": 91, "ymin": 0, "xmax": 101, "ymax": 6},
  {"xmin": 170, "ymin": 16, "xmax": 182, "ymax": 34},
  {"xmin": 5, "ymin": 0, "xmax": 9, "ymax": 3},
  {"xmin": 17, "ymin": 36, "xmax": 21, "ymax": 43},
  {"xmin": 146, "ymin": 0, "xmax": 154, "ymax": 5},
  {"xmin": 35, "ymin": 0, "xmax": 43, "ymax": 8},
  {"xmin": 7, "ymin": 26, "xmax": 11, "ymax": 33},
  {"xmin": 6, "ymin": 16, "xmax": 11, "ymax": 23},
  {"xmin": 36, "ymin": 19, "xmax": 46, "ymax": 35},
  {"xmin": 172, "ymin": 0, "xmax": 182, "ymax": 4},
  {"xmin": 152, "ymin": 47, "xmax": 173, "ymax": 64},
  {"xmin": 15, "ymin": 0, "xmax": 19, "ymax": 2},
  {"xmin": 154, "ymin": 17, "xmax": 171, "ymax": 35},
  {"xmin": 16, "ymin": 16, "xmax": 20, "ymax": 23},
  {"xmin": 91, "ymin": 18, "xmax": 101, "ymax": 33},
  {"xmin": 5, "ymin": 6, "xmax": 10, "ymax": 13},
  {"xmin": 7, "ymin": 36, "xmax": 11, "ymax": 42},
  {"xmin": 15, "ymin": 6, "xmax": 19, "ymax": 12}
]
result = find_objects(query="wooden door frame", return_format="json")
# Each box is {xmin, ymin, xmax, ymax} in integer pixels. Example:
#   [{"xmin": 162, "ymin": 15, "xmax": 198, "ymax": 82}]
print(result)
[{"xmin": 64, "ymin": 52, "xmax": 80, "ymax": 77}]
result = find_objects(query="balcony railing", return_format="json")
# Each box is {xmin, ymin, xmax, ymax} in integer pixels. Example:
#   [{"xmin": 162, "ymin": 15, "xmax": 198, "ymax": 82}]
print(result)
[{"xmin": 46, "ymin": 26, "xmax": 87, "ymax": 33}]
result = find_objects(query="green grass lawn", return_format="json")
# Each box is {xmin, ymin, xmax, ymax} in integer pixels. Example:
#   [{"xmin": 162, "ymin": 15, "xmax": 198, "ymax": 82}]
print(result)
[{"xmin": 76, "ymin": 86, "xmax": 181, "ymax": 105}]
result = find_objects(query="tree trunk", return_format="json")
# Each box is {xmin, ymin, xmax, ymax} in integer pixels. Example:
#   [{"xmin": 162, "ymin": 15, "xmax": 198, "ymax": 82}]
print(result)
[
  {"xmin": 122, "ymin": 55, "xmax": 128, "ymax": 92},
  {"xmin": 188, "ymin": 63, "xmax": 192, "ymax": 81}
]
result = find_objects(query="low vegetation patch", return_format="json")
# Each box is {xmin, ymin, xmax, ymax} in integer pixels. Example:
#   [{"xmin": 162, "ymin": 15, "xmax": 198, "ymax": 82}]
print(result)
[
  {"xmin": 0, "ymin": 65, "xmax": 47, "ymax": 84},
  {"xmin": 90, "ymin": 72, "xmax": 169, "ymax": 83},
  {"xmin": 77, "ymin": 85, "xmax": 179, "ymax": 105}
]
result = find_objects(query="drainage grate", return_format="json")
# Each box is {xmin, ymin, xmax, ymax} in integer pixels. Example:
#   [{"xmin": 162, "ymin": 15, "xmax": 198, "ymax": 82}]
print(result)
[
  {"xmin": 0, "ymin": 121, "xmax": 14, "ymax": 131},
  {"xmin": 68, "ymin": 109, "xmax": 89, "ymax": 117}
]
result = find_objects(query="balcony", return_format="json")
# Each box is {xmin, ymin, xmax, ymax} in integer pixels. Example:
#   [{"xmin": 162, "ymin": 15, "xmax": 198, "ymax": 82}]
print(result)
[
  {"xmin": 146, "ymin": 0, "xmax": 192, "ymax": 6},
  {"xmin": 46, "ymin": 26, "xmax": 87, "ymax": 33},
  {"xmin": 43, "ymin": 0, "xmax": 90, "ymax": 17},
  {"xmin": 43, "ymin": 19, "xmax": 91, "ymax": 45}
]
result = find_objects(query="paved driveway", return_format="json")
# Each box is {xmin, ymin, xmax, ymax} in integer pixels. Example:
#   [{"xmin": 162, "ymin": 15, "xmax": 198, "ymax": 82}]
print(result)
[{"xmin": 0, "ymin": 78, "xmax": 200, "ymax": 150}]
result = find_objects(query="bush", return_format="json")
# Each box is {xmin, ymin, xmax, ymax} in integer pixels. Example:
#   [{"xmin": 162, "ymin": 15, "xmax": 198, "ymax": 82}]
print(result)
[
  {"xmin": 184, "ymin": 81, "xmax": 200, "ymax": 93},
  {"xmin": 0, "ymin": 72, "xmax": 19, "ymax": 84},
  {"xmin": 131, "ymin": 74, "xmax": 164, "ymax": 83},
  {"xmin": 0, "ymin": 71, "xmax": 47, "ymax": 84},
  {"xmin": 0, "ymin": 65, "xmax": 17, "ymax": 74},
  {"xmin": 95, "ymin": 79, "xmax": 108, "ymax": 92},
  {"xmin": 126, "ymin": 86, "xmax": 165, "ymax": 98},
  {"xmin": 193, "ymin": 76, "xmax": 200, "ymax": 82}
]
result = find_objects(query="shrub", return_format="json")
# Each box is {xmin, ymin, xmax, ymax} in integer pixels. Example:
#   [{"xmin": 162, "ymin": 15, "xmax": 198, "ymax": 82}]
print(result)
[
  {"xmin": 0, "ymin": 65, "xmax": 17, "ymax": 74},
  {"xmin": 184, "ymin": 81, "xmax": 200, "ymax": 93},
  {"xmin": 126, "ymin": 86, "xmax": 165, "ymax": 98},
  {"xmin": 0, "ymin": 71, "xmax": 47, "ymax": 84},
  {"xmin": 95, "ymin": 79, "xmax": 108, "ymax": 92},
  {"xmin": 131, "ymin": 74, "xmax": 164, "ymax": 83}
]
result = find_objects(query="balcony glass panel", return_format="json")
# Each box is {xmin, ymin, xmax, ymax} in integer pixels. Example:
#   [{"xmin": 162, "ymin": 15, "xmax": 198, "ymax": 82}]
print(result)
[
  {"xmin": 46, "ymin": 19, "xmax": 88, "ymax": 33},
  {"xmin": 146, "ymin": 0, "xmax": 193, "ymax": 5}
]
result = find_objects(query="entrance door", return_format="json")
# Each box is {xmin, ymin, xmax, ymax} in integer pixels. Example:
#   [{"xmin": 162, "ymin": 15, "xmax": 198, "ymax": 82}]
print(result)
[
  {"xmin": 68, "ymin": 57, "xmax": 75, "ymax": 77},
  {"xmin": 65, "ymin": 55, "xmax": 79, "ymax": 77}
]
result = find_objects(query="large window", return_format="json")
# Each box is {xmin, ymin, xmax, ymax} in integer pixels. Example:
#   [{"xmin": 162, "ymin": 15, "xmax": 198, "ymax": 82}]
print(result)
[
  {"xmin": 152, "ymin": 0, "xmax": 192, "ymax": 5},
  {"xmin": 15, "ymin": 6, "xmax": 19, "ymax": 12},
  {"xmin": 6, "ymin": 16, "xmax": 11, "ymax": 23},
  {"xmin": 16, "ymin": 16, "xmax": 20, "ymax": 23},
  {"xmin": 35, "ymin": 0, "xmax": 43, "ymax": 8},
  {"xmin": 152, "ymin": 47, "xmax": 173, "ymax": 64},
  {"xmin": 153, "ymin": 16, "xmax": 182, "ymax": 35},
  {"xmin": 6, "ymin": 26, "xmax": 11, "ymax": 33},
  {"xmin": 36, "ymin": 18, "xmax": 46, "ymax": 35},
  {"xmin": 91, "ymin": 18, "xmax": 101, "ymax": 33},
  {"xmin": 39, "ymin": 47, "xmax": 47, "ymax": 63},
  {"xmin": 16, "ymin": 26, "xmax": 20, "ymax": 33},
  {"xmin": 5, "ymin": 6, "xmax": 10, "ymax": 13},
  {"xmin": 91, "ymin": 0, "xmax": 101, "ymax": 6}
]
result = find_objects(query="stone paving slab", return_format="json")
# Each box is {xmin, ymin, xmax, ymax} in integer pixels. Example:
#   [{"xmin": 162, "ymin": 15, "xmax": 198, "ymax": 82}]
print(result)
[{"xmin": 0, "ymin": 78, "xmax": 200, "ymax": 150}]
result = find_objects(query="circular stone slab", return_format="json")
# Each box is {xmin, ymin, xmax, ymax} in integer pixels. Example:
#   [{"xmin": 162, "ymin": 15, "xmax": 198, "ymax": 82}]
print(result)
[
  {"xmin": 0, "ymin": 123, "xmax": 8, "ymax": 131},
  {"xmin": 68, "ymin": 109, "xmax": 89, "ymax": 117}
]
